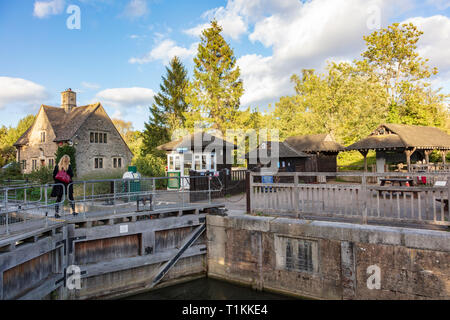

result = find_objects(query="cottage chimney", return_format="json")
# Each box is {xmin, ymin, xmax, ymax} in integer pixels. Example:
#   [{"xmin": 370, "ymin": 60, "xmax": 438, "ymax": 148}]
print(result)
[{"xmin": 61, "ymin": 88, "xmax": 76, "ymax": 113}]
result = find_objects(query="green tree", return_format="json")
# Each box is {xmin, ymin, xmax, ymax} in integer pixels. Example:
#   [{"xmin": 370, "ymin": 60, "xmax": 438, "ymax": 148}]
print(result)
[
  {"xmin": 275, "ymin": 62, "xmax": 388, "ymax": 145},
  {"xmin": 189, "ymin": 20, "xmax": 244, "ymax": 133},
  {"xmin": 142, "ymin": 56, "xmax": 189, "ymax": 156},
  {"xmin": 362, "ymin": 22, "xmax": 448, "ymax": 126},
  {"xmin": 0, "ymin": 115, "xmax": 36, "ymax": 167}
]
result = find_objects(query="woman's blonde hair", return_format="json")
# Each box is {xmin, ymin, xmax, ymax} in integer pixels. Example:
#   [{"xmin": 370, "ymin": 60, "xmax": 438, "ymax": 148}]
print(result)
[{"xmin": 58, "ymin": 155, "xmax": 70, "ymax": 171}]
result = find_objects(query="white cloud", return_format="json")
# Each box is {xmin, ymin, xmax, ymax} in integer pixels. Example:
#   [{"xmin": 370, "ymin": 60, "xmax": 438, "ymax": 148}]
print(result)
[
  {"xmin": 81, "ymin": 82, "xmax": 101, "ymax": 90},
  {"xmin": 129, "ymin": 39, "xmax": 198, "ymax": 65},
  {"xmin": 33, "ymin": 0, "xmax": 65, "ymax": 18},
  {"xmin": 403, "ymin": 15, "xmax": 450, "ymax": 73},
  {"xmin": 232, "ymin": 0, "xmax": 393, "ymax": 107},
  {"xmin": 123, "ymin": 0, "xmax": 148, "ymax": 18},
  {"xmin": 0, "ymin": 77, "xmax": 49, "ymax": 108},
  {"xmin": 95, "ymin": 87, "xmax": 155, "ymax": 107}
]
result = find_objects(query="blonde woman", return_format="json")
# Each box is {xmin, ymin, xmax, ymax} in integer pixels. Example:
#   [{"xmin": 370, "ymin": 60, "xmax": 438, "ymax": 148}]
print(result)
[{"xmin": 50, "ymin": 155, "xmax": 77, "ymax": 218}]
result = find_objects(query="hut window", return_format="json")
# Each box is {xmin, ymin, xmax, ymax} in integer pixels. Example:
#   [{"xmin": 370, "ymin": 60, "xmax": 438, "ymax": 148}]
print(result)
[
  {"xmin": 99, "ymin": 133, "xmax": 103, "ymax": 143},
  {"xmin": 21, "ymin": 160, "xmax": 26, "ymax": 170},
  {"xmin": 194, "ymin": 155, "xmax": 201, "ymax": 171},
  {"xmin": 168, "ymin": 155, "xmax": 174, "ymax": 171},
  {"xmin": 202, "ymin": 155, "xmax": 207, "ymax": 170},
  {"xmin": 40, "ymin": 131, "xmax": 46, "ymax": 143},
  {"xmin": 104, "ymin": 133, "xmax": 107, "ymax": 143},
  {"xmin": 174, "ymin": 156, "xmax": 181, "ymax": 171},
  {"xmin": 90, "ymin": 132, "xmax": 94, "ymax": 143},
  {"xmin": 95, "ymin": 133, "xmax": 99, "ymax": 143},
  {"xmin": 32, "ymin": 159, "xmax": 37, "ymax": 170},
  {"xmin": 48, "ymin": 158, "xmax": 54, "ymax": 168}
]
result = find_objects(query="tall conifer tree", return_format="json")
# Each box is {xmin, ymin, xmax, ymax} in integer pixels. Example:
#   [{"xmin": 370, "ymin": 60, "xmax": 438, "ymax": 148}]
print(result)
[
  {"xmin": 189, "ymin": 20, "xmax": 244, "ymax": 133},
  {"xmin": 142, "ymin": 56, "xmax": 189, "ymax": 155}
]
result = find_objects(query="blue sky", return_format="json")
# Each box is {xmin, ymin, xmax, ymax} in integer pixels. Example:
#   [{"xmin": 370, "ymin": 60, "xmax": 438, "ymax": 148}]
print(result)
[{"xmin": 0, "ymin": 0, "xmax": 449, "ymax": 131}]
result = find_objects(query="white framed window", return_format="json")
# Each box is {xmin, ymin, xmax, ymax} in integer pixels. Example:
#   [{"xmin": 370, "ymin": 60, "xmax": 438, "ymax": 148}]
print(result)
[
  {"xmin": 194, "ymin": 154, "xmax": 201, "ymax": 171},
  {"xmin": 192, "ymin": 153, "xmax": 216, "ymax": 171}
]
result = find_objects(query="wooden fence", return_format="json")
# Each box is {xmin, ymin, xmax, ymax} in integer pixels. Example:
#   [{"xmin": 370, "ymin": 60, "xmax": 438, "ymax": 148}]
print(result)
[{"xmin": 249, "ymin": 172, "xmax": 450, "ymax": 227}]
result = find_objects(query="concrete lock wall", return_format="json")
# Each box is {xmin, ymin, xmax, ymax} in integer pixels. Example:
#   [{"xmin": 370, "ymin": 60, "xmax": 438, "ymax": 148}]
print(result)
[{"xmin": 206, "ymin": 215, "xmax": 450, "ymax": 300}]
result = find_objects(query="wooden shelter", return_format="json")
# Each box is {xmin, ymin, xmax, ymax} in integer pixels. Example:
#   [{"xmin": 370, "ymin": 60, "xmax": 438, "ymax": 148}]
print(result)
[
  {"xmin": 284, "ymin": 133, "xmax": 345, "ymax": 172},
  {"xmin": 346, "ymin": 124, "xmax": 450, "ymax": 172},
  {"xmin": 246, "ymin": 141, "xmax": 311, "ymax": 172}
]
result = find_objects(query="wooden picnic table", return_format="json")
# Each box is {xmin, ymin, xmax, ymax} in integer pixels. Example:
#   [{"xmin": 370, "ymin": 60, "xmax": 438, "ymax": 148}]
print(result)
[{"xmin": 379, "ymin": 178, "xmax": 414, "ymax": 187}]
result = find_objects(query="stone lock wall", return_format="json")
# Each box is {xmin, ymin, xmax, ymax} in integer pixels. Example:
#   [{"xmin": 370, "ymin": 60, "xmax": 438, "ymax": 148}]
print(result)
[{"xmin": 207, "ymin": 215, "xmax": 450, "ymax": 300}]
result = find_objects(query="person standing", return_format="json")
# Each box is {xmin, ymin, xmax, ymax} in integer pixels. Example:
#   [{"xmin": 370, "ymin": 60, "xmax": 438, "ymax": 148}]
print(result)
[{"xmin": 51, "ymin": 155, "xmax": 78, "ymax": 218}]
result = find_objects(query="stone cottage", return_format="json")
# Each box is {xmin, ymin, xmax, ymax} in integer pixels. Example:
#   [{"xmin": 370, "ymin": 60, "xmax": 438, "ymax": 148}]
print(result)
[{"xmin": 13, "ymin": 89, "xmax": 133, "ymax": 177}]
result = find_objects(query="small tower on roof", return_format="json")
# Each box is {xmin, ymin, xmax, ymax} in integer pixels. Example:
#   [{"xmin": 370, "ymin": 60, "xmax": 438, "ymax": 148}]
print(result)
[{"xmin": 61, "ymin": 88, "xmax": 76, "ymax": 113}]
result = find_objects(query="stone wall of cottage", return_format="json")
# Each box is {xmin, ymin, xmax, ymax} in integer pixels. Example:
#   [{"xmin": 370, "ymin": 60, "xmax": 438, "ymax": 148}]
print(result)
[
  {"xmin": 18, "ymin": 108, "xmax": 58, "ymax": 174},
  {"xmin": 72, "ymin": 106, "xmax": 133, "ymax": 178}
]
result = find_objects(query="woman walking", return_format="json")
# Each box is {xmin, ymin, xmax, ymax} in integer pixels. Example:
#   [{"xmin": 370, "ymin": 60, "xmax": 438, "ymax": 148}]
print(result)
[{"xmin": 51, "ymin": 155, "xmax": 78, "ymax": 218}]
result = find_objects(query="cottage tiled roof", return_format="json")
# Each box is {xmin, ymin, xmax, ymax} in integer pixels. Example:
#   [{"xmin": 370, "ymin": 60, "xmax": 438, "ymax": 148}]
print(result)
[
  {"xmin": 157, "ymin": 132, "xmax": 236, "ymax": 151},
  {"xmin": 284, "ymin": 133, "xmax": 345, "ymax": 153},
  {"xmin": 14, "ymin": 103, "xmax": 100, "ymax": 146},
  {"xmin": 346, "ymin": 124, "xmax": 450, "ymax": 151}
]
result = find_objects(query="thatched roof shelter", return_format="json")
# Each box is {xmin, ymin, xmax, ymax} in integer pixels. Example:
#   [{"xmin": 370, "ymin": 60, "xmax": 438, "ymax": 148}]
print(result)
[
  {"xmin": 347, "ymin": 124, "xmax": 450, "ymax": 151},
  {"xmin": 347, "ymin": 124, "xmax": 450, "ymax": 170}
]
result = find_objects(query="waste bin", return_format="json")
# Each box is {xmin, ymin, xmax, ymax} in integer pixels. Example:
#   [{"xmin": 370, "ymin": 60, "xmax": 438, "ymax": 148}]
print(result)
[
  {"xmin": 123, "ymin": 166, "xmax": 141, "ymax": 201},
  {"xmin": 167, "ymin": 171, "xmax": 181, "ymax": 189}
]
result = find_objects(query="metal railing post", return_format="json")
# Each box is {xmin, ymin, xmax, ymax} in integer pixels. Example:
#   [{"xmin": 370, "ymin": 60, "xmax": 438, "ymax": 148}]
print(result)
[
  {"xmin": 208, "ymin": 176, "xmax": 211, "ymax": 204},
  {"xmin": 5, "ymin": 189, "xmax": 9, "ymax": 235}
]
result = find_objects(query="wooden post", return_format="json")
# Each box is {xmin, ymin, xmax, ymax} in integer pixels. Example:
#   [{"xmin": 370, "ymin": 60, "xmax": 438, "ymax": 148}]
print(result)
[
  {"xmin": 441, "ymin": 151, "xmax": 448, "ymax": 164},
  {"xmin": 246, "ymin": 171, "xmax": 251, "ymax": 214},
  {"xmin": 361, "ymin": 173, "xmax": 367, "ymax": 224},
  {"xmin": 359, "ymin": 150, "xmax": 369, "ymax": 172},
  {"xmin": 404, "ymin": 148, "xmax": 417, "ymax": 172},
  {"xmin": 424, "ymin": 150, "xmax": 432, "ymax": 164}
]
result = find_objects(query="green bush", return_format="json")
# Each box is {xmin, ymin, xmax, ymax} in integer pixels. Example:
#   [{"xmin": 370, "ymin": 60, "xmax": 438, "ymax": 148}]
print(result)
[
  {"xmin": 133, "ymin": 154, "xmax": 167, "ymax": 189},
  {"xmin": 133, "ymin": 154, "xmax": 166, "ymax": 177},
  {"xmin": 26, "ymin": 166, "xmax": 53, "ymax": 184},
  {"xmin": 0, "ymin": 161, "xmax": 23, "ymax": 181}
]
